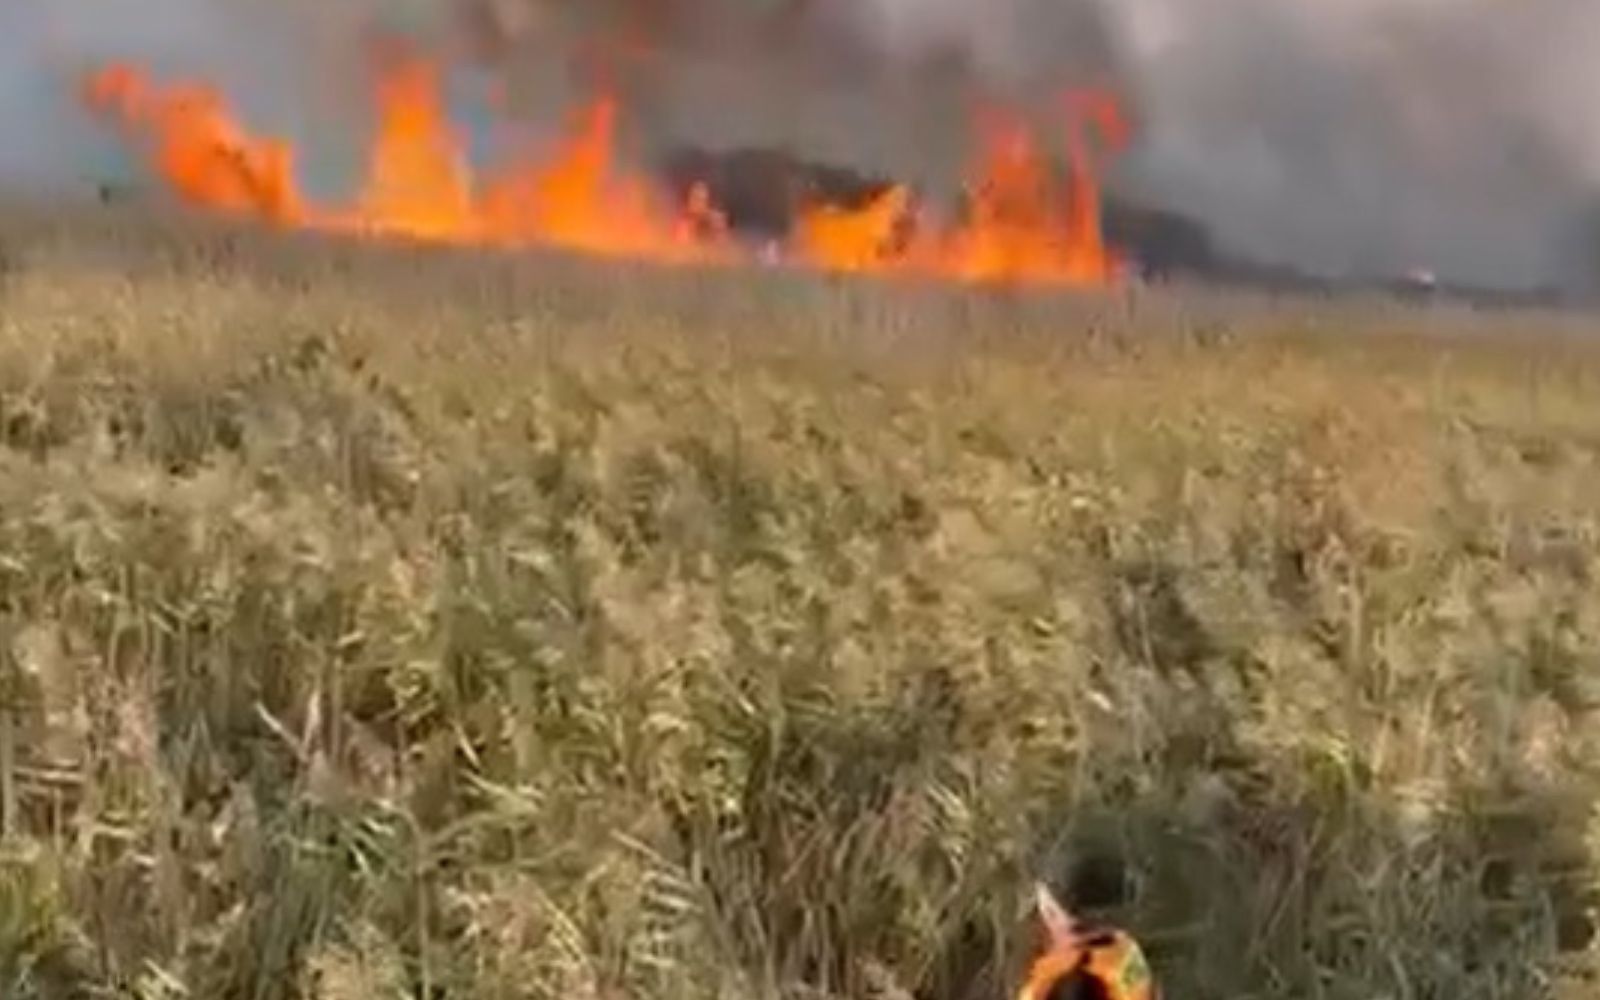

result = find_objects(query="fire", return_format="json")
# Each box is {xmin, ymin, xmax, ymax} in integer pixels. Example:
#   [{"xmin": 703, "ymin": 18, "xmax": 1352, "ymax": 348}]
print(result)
[
  {"xmin": 349, "ymin": 57, "xmax": 479, "ymax": 241},
  {"xmin": 81, "ymin": 53, "xmax": 721, "ymax": 263},
  {"xmin": 82, "ymin": 62, "xmax": 305, "ymax": 225},
  {"xmin": 793, "ymin": 183, "xmax": 913, "ymax": 274},
  {"xmin": 79, "ymin": 53, "xmax": 1130, "ymax": 288},
  {"xmin": 792, "ymin": 92, "xmax": 1131, "ymax": 285},
  {"xmin": 476, "ymin": 96, "xmax": 722, "ymax": 262}
]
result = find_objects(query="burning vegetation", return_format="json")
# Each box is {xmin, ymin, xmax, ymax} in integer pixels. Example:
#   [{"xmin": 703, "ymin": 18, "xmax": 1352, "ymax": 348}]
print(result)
[{"xmin": 78, "ymin": 45, "xmax": 1130, "ymax": 288}]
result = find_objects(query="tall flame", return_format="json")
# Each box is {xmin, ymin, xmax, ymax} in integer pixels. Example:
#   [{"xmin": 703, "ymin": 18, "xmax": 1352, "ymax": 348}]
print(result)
[
  {"xmin": 83, "ymin": 62, "xmax": 305, "ymax": 226},
  {"xmin": 81, "ymin": 53, "xmax": 722, "ymax": 263},
  {"xmin": 792, "ymin": 92, "xmax": 1131, "ymax": 285},
  {"xmin": 80, "ymin": 54, "xmax": 1129, "ymax": 287},
  {"xmin": 351, "ymin": 56, "xmax": 479, "ymax": 241}
]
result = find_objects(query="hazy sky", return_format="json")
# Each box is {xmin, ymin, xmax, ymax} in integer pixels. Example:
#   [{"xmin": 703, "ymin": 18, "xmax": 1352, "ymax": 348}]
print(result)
[{"xmin": 849, "ymin": 0, "xmax": 1600, "ymax": 286}]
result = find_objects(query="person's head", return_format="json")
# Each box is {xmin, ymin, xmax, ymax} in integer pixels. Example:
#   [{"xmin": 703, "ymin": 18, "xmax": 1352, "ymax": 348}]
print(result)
[{"xmin": 1017, "ymin": 882, "xmax": 1158, "ymax": 1000}]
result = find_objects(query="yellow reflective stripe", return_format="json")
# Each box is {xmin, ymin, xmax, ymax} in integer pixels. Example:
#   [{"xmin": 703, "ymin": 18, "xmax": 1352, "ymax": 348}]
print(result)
[{"xmin": 1117, "ymin": 942, "xmax": 1152, "ymax": 993}]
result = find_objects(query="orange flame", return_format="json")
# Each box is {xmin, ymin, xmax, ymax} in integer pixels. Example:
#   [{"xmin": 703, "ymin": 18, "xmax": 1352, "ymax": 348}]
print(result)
[
  {"xmin": 81, "ymin": 54, "xmax": 723, "ymax": 264},
  {"xmin": 83, "ymin": 62, "xmax": 304, "ymax": 225},
  {"xmin": 793, "ymin": 183, "xmax": 913, "ymax": 274},
  {"xmin": 477, "ymin": 95, "xmax": 722, "ymax": 262},
  {"xmin": 350, "ymin": 56, "xmax": 479, "ymax": 241},
  {"xmin": 80, "ymin": 55, "xmax": 1129, "ymax": 287},
  {"xmin": 793, "ymin": 91, "xmax": 1131, "ymax": 285}
]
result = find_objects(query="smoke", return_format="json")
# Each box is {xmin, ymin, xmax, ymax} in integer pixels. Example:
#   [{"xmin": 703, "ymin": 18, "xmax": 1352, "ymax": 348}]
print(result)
[
  {"xmin": 2, "ymin": 0, "xmax": 296, "ymax": 187},
  {"xmin": 1107, "ymin": 0, "xmax": 1600, "ymax": 288},
  {"xmin": 0, "ymin": 0, "xmax": 470, "ymax": 199},
  {"xmin": 847, "ymin": 0, "xmax": 1600, "ymax": 289}
]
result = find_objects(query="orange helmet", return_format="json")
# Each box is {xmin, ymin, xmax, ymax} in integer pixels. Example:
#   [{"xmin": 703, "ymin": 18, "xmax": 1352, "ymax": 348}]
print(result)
[{"xmin": 1016, "ymin": 882, "xmax": 1158, "ymax": 1000}]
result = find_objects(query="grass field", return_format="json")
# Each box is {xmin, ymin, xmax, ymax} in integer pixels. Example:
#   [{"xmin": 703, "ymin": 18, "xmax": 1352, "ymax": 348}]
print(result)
[{"xmin": 1, "ymin": 202, "xmax": 1599, "ymax": 999}]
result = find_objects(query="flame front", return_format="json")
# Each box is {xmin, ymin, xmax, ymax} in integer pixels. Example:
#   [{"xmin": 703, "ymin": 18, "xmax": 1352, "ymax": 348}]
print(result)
[
  {"xmin": 82, "ymin": 54, "xmax": 720, "ymax": 264},
  {"xmin": 792, "ymin": 93, "xmax": 1130, "ymax": 285},
  {"xmin": 81, "ymin": 54, "xmax": 1129, "ymax": 288}
]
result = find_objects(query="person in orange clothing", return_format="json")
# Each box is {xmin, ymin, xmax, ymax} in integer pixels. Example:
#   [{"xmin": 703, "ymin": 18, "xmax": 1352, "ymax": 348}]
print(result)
[{"xmin": 1017, "ymin": 882, "xmax": 1159, "ymax": 1000}]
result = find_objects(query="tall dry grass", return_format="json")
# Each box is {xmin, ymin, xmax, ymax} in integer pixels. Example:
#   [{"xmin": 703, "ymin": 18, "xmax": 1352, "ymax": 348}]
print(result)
[{"xmin": 0, "ymin": 204, "xmax": 1598, "ymax": 999}]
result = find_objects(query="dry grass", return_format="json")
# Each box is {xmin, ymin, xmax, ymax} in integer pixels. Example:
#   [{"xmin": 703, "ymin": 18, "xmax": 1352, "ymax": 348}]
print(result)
[{"xmin": 0, "ymin": 202, "xmax": 1598, "ymax": 999}]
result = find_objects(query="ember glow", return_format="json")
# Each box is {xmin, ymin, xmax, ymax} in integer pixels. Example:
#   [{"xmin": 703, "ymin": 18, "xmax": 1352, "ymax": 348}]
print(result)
[{"xmin": 80, "ymin": 52, "xmax": 1130, "ymax": 287}]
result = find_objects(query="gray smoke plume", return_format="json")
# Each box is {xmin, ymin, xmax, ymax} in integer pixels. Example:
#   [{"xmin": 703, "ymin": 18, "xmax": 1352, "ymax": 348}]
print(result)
[
  {"xmin": 0, "ymin": 0, "xmax": 468, "ymax": 200},
  {"xmin": 844, "ymin": 0, "xmax": 1600, "ymax": 290}
]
